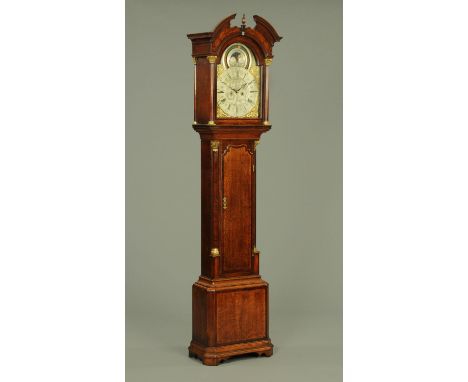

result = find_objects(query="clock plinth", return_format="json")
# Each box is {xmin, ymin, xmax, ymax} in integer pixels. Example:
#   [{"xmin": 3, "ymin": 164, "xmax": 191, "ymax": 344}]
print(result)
[
  {"xmin": 189, "ymin": 276, "xmax": 273, "ymax": 366},
  {"xmin": 188, "ymin": 15, "xmax": 281, "ymax": 366}
]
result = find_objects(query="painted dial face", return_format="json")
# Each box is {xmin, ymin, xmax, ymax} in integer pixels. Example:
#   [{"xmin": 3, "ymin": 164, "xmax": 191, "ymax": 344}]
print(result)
[{"xmin": 217, "ymin": 67, "xmax": 259, "ymax": 118}]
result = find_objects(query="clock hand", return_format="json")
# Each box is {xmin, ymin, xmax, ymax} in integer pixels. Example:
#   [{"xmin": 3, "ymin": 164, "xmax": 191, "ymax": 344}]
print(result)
[
  {"xmin": 221, "ymin": 81, "xmax": 237, "ymax": 93},
  {"xmin": 235, "ymin": 81, "xmax": 251, "ymax": 93},
  {"xmin": 225, "ymin": 81, "xmax": 240, "ymax": 93}
]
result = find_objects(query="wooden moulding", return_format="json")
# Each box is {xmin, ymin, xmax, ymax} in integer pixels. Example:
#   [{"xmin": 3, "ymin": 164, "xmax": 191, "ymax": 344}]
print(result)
[
  {"xmin": 189, "ymin": 339, "xmax": 273, "ymax": 366},
  {"xmin": 193, "ymin": 125, "xmax": 271, "ymax": 140}
]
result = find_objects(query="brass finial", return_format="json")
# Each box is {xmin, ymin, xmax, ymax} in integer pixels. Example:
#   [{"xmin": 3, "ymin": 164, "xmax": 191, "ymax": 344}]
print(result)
[{"xmin": 241, "ymin": 14, "xmax": 246, "ymax": 34}]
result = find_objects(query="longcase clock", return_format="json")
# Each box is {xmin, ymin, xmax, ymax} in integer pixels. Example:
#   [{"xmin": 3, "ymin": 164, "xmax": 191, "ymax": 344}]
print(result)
[{"xmin": 187, "ymin": 14, "xmax": 282, "ymax": 366}]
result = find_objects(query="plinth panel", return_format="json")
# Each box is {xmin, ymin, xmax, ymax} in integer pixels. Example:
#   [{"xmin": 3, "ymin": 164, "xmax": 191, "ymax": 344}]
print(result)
[
  {"xmin": 190, "ymin": 278, "xmax": 272, "ymax": 365},
  {"xmin": 192, "ymin": 282, "xmax": 268, "ymax": 346},
  {"xmin": 216, "ymin": 288, "xmax": 266, "ymax": 344}
]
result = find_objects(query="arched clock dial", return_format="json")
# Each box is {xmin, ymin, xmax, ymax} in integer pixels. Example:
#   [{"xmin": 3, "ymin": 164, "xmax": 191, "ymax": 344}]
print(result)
[{"xmin": 216, "ymin": 43, "xmax": 260, "ymax": 119}]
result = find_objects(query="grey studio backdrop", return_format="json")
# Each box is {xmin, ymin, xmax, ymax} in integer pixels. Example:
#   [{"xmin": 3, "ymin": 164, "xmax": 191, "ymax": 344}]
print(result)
[{"xmin": 126, "ymin": 0, "xmax": 342, "ymax": 381}]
